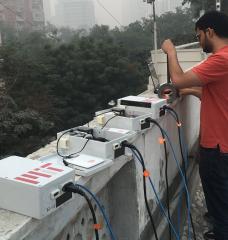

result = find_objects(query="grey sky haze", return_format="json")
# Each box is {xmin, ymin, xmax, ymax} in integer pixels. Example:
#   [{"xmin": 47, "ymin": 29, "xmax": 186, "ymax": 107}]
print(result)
[{"xmin": 47, "ymin": 0, "xmax": 182, "ymax": 28}]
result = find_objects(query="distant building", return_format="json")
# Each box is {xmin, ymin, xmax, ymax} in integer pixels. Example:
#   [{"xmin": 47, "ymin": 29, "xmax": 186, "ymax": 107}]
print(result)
[
  {"xmin": 0, "ymin": 0, "xmax": 45, "ymax": 31},
  {"xmin": 53, "ymin": 0, "xmax": 95, "ymax": 30},
  {"xmin": 155, "ymin": 0, "xmax": 183, "ymax": 16},
  {"xmin": 43, "ymin": 0, "xmax": 52, "ymax": 24},
  {"xmin": 122, "ymin": 0, "xmax": 149, "ymax": 26}
]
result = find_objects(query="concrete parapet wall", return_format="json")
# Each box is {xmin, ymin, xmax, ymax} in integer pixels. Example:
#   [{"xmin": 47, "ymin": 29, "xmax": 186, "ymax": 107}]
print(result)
[{"xmin": 0, "ymin": 93, "xmax": 200, "ymax": 240}]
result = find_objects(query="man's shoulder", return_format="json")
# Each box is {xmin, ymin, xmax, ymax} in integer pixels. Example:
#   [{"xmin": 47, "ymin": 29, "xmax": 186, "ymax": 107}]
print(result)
[{"xmin": 213, "ymin": 46, "xmax": 228, "ymax": 57}]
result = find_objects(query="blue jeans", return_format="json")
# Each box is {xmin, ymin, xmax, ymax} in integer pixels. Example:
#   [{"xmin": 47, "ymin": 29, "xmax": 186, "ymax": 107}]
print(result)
[{"xmin": 199, "ymin": 146, "xmax": 228, "ymax": 240}]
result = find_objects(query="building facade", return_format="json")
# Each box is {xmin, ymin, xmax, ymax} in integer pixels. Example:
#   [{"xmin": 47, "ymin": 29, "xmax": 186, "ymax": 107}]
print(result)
[
  {"xmin": 54, "ymin": 0, "xmax": 95, "ymax": 30},
  {"xmin": 155, "ymin": 0, "xmax": 183, "ymax": 16},
  {"xmin": 43, "ymin": 0, "xmax": 52, "ymax": 24},
  {"xmin": 0, "ymin": 0, "xmax": 44, "ymax": 31}
]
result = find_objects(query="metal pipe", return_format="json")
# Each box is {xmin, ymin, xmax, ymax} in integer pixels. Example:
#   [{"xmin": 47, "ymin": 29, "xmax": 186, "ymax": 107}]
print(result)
[{"xmin": 175, "ymin": 42, "xmax": 199, "ymax": 49}]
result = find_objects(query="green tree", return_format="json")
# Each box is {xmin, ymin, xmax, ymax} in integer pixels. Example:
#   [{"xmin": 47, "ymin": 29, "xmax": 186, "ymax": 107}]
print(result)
[
  {"xmin": 182, "ymin": 0, "xmax": 228, "ymax": 17},
  {"xmin": 0, "ymin": 95, "xmax": 53, "ymax": 157},
  {"xmin": 0, "ymin": 7, "xmax": 198, "ymax": 157}
]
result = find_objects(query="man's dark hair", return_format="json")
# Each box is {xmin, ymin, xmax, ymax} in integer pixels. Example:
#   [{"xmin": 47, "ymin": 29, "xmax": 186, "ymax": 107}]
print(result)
[{"xmin": 195, "ymin": 11, "xmax": 228, "ymax": 38}]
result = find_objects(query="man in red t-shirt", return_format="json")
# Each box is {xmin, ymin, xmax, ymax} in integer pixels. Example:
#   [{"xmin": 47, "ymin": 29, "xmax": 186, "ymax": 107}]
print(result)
[{"xmin": 161, "ymin": 11, "xmax": 228, "ymax": 240}]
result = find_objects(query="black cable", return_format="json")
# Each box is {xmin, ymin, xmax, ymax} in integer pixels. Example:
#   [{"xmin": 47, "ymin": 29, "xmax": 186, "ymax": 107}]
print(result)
[
  {"xmin": 68, "ymin": 139, "xmax": 90, "ymax": 158},
  {"xmin": 122, "ymin": 142, "xmax": 159, "ymax": 240},
  {"xmin": 145, "ymin": 118, "xmax": 172, "ymax": 240},
  {"xmin": 63, "ymin": 183, "xmax": 99, "ymax": 240},
  {"xmin": 101, "ymin": 115, "xmax": 118, "ymax": 129},
  {"xmin": 57, "ymin": 129, "xmax": 90, "ymax": 161},
  {"xmin": 162, "ymin": 106, "xmax": 197, "ymax": 240},
  {"xmin": 96, "ymin": 0, "xmax": 122, "ymax": 27},
  {"xmin": 63, "ymin": 139, "xmax": 90, "ymax": 165}
]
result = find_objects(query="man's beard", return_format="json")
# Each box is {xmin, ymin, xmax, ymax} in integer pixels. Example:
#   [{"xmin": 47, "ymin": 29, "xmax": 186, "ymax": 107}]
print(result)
[{"xmin": 203, "ymin": 35, "xmax": 213, "ymax": 53}]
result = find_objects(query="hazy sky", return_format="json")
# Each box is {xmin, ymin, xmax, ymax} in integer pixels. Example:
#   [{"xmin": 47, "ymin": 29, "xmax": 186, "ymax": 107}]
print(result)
[
  {"xmin": 49, "ymin": 0, "xmax": 149, "ymax": 28},
  {"xmin": 47, "ymin": 0, "xmax": 182, "ymax": 28}
]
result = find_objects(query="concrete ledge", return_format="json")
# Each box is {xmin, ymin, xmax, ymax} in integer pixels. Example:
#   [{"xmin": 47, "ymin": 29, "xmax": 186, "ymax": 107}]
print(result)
[{"xmin": 0, "ymin": 93, "xmax": 201, "ymax": 240}]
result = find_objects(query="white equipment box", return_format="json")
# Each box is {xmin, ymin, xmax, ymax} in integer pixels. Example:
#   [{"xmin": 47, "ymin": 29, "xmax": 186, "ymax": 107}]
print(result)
[
  {"xmin": 57, "ymin": 127, "xmax": 137, "ymax": 160},
  {"xmin": 0, "ymin": 156, "xmax": 75, "ymax": 219},
  {"xmin": 93, "ymin": 95, "xmax": 167, "ymax": 131},
  {"xmin": 95, "ymin": 111, "xmax": 153, "ymax": 131},
  {"xmin": 118, "ymin": 95, "xmax": 167, "ymax": 117}
]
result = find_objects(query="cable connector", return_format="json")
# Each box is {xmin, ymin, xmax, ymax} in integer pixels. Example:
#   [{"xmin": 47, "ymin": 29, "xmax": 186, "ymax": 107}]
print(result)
[
  {"xmin": 111, "ymin": 107, "xmax": 125, "ymax": 116},
  {"xmin": 143, "ymin": 170, "xmax": 150, "ymax": 177},
  {"xmin": 76, "ymin": 126, "xmax": 93, "ymax": 135},
  {"xmin": 158, "ymin": 137, "xmax": 166, "ymax": 145},
  {"xmin": 145, "ymin": 117, "xmax": 156, "ymax": 125},
  {"xmin": 120, "ymin": 140, "xmax": 131, "ymax": 148},
  {"xmin": 62, "ymin": 182, "xmax": 85, "ymax": 195},
  {"xmin": 159, "ymin": 107, "xmax": 166, "ymax": 117},
  {"xmin": 93, "ymin": 223, "xmax": 102, "ymax": 230},
  {"xmin": 160, "ymin": 105, "xmax": 168, "ymax": 111},
  {"xmin": 145, "ymin": 117, "xmax": 152, "ymax": 123},
  {"xmin": 177, "ymin": 122, "xmax": 182, "ymax": 127}
]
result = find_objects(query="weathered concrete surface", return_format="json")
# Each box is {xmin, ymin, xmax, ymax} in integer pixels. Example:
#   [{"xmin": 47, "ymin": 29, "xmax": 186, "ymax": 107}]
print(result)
[
  {"xmin": 0, "ymin": 93, "xmax": 201, "ymax": 240},
  {"xmin": 182, "ymin": 171, "xmax": 211, "ymax": 240}
]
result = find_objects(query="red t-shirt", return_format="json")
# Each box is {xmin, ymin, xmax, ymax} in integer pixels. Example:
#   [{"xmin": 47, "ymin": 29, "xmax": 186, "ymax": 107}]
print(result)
[{"xmin": 192, "ymin": 45, "xmax": 228, "ymax": 152}]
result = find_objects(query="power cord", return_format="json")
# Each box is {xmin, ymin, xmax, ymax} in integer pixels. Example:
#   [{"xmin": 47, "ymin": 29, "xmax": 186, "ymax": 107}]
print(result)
[
  {"xmin": 145, "ymin": 118, "xmax": 172, "ymax": 240},
  {"xmin": 131, "ymin": 148, "xmax": 181, "ymax": 240},
  {"xmin": 145, "ymin": 117, "xmax": 192, "ymax": 239},
  {"xmin": 123, "ymin": 142, "xmax": 180, "ymax": 240},
  {"xmin": 162, "ymin": 106, "xmax": 197, "ymax": 240},
  {"xmin": 161, "ymin": 125, "xmax": 192, "ymax": 240},
  {"xmin": 67, "ymin": 139, "xmax": 90, "ymax": 158},
  {"xmin": 101, "ymin": 115, "xmax": 118, "ymax": 129},
  {"xmin": 63, "ymin": 182, "xmax": 117, "ymax": 240},
  {"xmin": 121, "ymin": 141, "xmax": 159, "ymax": 240},
  {"xmin": 62, "ymin": 182, "xmax": 99, "ymax": 240}
]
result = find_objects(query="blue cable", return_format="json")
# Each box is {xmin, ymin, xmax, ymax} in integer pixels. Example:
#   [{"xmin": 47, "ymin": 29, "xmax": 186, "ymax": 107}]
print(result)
[
  {"xmin": 177, "ymin": 183, "xmax": 184, "ymax": 238},
  {"xmin": 76, "ymin": 184, "xmax": 117, "ymax": 240},
  {"xmin": 167, "ymin": 110, "xmax": 189, "ymax": 168},
  {"xmin": 179, "ymin": 127, "xmax": 189, "ymax": 168},
  {"xmin": 166, "ymin": 109, "xmax": 191, "ymax": 238},
  {"xmin": 161, "ymin": 130, "xmax": 191, "ymax": 240},
  {"xmin": 131, "ymin": 149, "xmax": 180, "ymax": 240},
  {"xmin": 166, "ymin": 110, "xmax": 188, "ymax": 237}
]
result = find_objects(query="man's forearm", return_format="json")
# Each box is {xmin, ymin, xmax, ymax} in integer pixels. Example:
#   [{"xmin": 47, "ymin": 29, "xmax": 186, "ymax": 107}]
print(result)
[
  {"xmin": 180, "ymin": 87, "xmax": 202, "ymax": 99},
  {"xmin": 167, "ymin": 51, "xmax": 184, "ymax": 84},
  {"xmin": 162, "ymin": 39, "xmax": 203, "ymax": 88}
]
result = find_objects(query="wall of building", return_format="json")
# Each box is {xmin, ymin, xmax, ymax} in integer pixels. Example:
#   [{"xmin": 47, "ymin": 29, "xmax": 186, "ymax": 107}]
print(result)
[
  {"xmin": 0, "ymin": 91, "xmax": 201, "ymax": 240},
  {"xmin": 43, "ymin": 0, "xmax": 51, "ymax": 23},
  {"xmin": 0, "ymin": 0, "xmax": 44, "ymax": 31},
  {"xmin": 54, "ymin": 0, "xmax": 95, "ymax": 30},
  {"xmin": 155, "ymin": 0, "xmax": 183, "ymax": 16}
]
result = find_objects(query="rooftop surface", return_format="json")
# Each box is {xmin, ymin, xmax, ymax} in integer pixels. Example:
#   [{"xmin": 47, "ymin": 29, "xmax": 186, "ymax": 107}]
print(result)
[{"xmin": 182, "ymin": 176, "xmax": 211, "ymax": 240}]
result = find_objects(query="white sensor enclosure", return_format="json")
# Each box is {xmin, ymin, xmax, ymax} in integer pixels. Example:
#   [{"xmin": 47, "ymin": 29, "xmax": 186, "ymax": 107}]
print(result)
[
  {"xmin": 57, "ymin": 127, "xmax": 137, "ymax": 160},
  {"xmin": 118, "ymin": 96, "xmax": 167, "ymax": 118},
  {"xmin": 0, "ymin": 156, "xmax": 75, "ymax": 219}
]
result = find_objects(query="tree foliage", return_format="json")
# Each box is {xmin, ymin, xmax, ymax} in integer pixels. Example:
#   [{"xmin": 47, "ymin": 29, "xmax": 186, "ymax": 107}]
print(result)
[
  {"xmin": 0, "ymin": 8, "xmax": 196, "ymax": 157},
  {"xmin": 182, "ymin": 0, "xmax": 228, "ymax": 17}
]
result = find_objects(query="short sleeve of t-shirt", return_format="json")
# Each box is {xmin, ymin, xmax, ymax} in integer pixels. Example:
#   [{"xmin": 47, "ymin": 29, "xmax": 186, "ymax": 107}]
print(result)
[{"xmin": 192, "ymin": 51, "xmax": 228, "ymax": 85}]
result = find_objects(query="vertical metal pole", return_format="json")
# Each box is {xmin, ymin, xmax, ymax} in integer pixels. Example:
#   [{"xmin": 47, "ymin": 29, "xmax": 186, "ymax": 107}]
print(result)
[
  {"xmin": 151, "ymin": 0, "xmax": 159, "ymax": 86},
  {"xmin": 152, "ymin": 0, "xmax": 157, "ymax": 51}
]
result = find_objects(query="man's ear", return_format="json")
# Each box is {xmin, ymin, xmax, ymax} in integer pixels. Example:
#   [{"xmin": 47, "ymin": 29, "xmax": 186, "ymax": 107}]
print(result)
[{"xmin": 207, "ymin": 28, "xmax": 214, "ymax": 38}]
